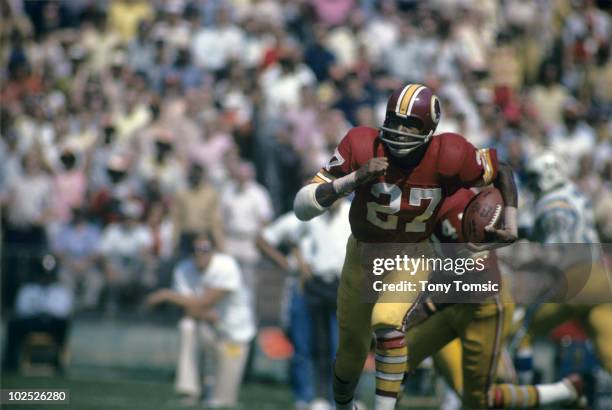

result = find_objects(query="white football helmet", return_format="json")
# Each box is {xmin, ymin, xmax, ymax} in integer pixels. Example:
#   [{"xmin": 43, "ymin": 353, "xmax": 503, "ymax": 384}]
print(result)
[{"xmin": 524, "ymin": 151, "xmax": 568, "ymax": 194}]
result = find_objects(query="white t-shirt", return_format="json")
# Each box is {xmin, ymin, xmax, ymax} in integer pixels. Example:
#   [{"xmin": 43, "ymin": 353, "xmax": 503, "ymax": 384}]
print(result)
[
  {"xmin": 261, "ymin": 201, "xmax": 352, "ymax": 282},
  {"xmin": 99, "ymin": 223, "xmax": 153, "ymax": 257},
  {"xmin": 221, "ymin": 181, "xmax": 273, "ymax": 263},
  {"xmin": 173, "ymin": 254, "xmax": 256, "ymax": 343},
  {"xmin": 259, "ymin": 64, "xmax": 316, "ymax": 118},
  {"xmin": 6, "ymin": 173, "xmax": 52, "ymax": 227},
  {"xmin": 549, "ymin": 123, "xmax": 596, "ymax": 177},
  {"xmin": 191, "ymin": 26, "xmax": 244, "ymax": 71},
  {"xmin": 260, "ymin": 212, "xmax": 302, "ymax": 246}
]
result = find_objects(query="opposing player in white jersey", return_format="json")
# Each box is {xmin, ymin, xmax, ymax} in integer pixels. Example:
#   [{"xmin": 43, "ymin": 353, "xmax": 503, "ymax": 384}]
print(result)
[
  {"xmin": 516, "ymin": 152, "xmax": 612, "ymax": 406},
  {"xmin": 526, "ymin": 151, "xmax": 599, "ymax": 244}
]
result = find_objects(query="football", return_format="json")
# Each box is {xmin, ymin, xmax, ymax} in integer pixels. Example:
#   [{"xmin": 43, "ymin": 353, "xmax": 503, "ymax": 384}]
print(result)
[{"xmin": 462, "ymin": 187, "xmax": 504, "ymax": 243}]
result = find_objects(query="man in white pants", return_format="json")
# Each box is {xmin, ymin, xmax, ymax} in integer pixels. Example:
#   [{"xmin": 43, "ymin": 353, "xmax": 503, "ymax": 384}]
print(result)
[{"xmin": 147, "ymin": 234, "xmax": 256, "ymax": 407}]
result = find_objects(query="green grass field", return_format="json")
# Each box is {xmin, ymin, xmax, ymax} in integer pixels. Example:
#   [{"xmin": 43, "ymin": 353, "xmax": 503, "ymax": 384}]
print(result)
[
  {"xmin": 0, "ymin": 320, "xmax": 439, "ymax": 409},
  {"xmin": 1, "ymin": 371, "xmax": 439, "ymax": 409},
  {"xmin": 1, "ymin": 372, "xmax": 296, "ymax": 410}
]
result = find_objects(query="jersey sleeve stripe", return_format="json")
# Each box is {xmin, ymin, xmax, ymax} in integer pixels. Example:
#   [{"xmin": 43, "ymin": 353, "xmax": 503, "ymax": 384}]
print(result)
[
  {"xmin": 479, "ymin": 148, "xmax": 495, "ymax": 185},
  {"xmin": 311, "ymin": 169, "xmax": 335, "ymax": 184},
  {"xmin": 316, "ymin": 170, "xmax": 334, "ymax": 182}
]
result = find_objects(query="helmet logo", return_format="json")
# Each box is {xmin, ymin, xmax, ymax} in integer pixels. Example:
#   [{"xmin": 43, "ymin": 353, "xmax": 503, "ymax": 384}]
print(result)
[{"xmin": 431, "ymin": 96, "xmax": 441, "ymax": 124}]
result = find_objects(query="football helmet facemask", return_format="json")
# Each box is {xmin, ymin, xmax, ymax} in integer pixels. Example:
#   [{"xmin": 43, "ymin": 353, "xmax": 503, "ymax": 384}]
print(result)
[{"xmin": 380, "ymin": 84, "xmax": 441, "ymax": 157}]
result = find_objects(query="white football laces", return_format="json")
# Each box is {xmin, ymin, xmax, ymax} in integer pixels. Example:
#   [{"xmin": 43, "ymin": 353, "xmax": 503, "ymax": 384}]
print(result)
[{"xmin": 485, "ymin": 204, "xmax": 503, "ymax": 231}]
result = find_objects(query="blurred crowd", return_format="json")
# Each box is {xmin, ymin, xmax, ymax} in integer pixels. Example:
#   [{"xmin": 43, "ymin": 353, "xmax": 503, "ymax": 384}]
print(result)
[{"xmin": 1, "ymin": 0, "xmax": 611, "ymax": 316}]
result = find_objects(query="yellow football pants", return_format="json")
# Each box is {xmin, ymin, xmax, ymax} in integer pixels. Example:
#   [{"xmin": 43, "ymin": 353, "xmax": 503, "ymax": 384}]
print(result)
[
  {"xmin": 404, "ymin": 297, "xmax": 512, "ymax": 408},
  {"xmin": 334, "ymin": 235, "xmax": 432, "ymax": 386}
]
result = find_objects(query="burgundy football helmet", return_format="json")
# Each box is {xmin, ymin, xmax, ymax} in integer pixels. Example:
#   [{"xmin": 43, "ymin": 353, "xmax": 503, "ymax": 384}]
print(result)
[{"xmin": 380, "ymin": 84, "xmax": 441, "ymax": 156}]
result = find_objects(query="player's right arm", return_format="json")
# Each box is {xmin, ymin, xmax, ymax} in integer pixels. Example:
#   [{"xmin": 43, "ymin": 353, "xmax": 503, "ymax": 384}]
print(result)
[{"xmin": 293, "ymin": 130, "xmax": 388, "ymax": 221}]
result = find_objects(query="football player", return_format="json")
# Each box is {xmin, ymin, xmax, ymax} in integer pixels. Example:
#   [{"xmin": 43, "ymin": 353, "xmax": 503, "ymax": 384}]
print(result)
[
  {"xmin": 516, "ymin": 152, "xmax": 612, "ymax": 389},
  {"xmin": 294, "ymin": 84, "xmax": 519, "ymax": 410},
  {"xmin": 401, "ymin": 188, "xmax": 585, "ymax": 409}
]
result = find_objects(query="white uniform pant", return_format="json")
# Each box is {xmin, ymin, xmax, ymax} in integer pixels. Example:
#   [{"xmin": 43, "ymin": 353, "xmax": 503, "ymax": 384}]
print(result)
[{"xmin": 175, "ymin": 317, "xmax": 250, "ymax": 406}]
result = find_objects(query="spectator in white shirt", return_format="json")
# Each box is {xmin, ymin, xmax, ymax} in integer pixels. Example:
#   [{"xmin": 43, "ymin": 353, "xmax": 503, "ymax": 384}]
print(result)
[
  {"xmin": 2, "ymin": 254, "xmax": 73, "ymax": 372},
  {"xmin": 3, "ymin": 150, "xmax": 53, "ymax": 310},
  {"xmin": 221, "ymin": 161, "xmax": 273, "ymax": 290},
  {"xmin": 258, "ymin": 199, "xmax": 352, "ymax": 408},
  {"xmin": 259, "ymin": 47, "xmax": 316, "ymax": 120},
  {"xmin": 191, "ymin": 7, "xmax": 244, "ymax": 75},
  {"xmin": 99, "ymin": 201, "xmax": 154, "ymax": 311},
  {"xmin": 257, "ymin": 211, "xmax": 315, "ymax": 409},
  {"xmin": 51, "ymin": 208, "xmax": 103, "ymax": 310},
  {"xmin": 147, "ymin": 234, "xmax": 255, "ymax": 407},
  {"xmin": 292, "ymin": 200, "xmax": 351, "ymax": 408},
  {"xmin": 4, "ymin": 150, "xmax": 52, "ymax": 236}
]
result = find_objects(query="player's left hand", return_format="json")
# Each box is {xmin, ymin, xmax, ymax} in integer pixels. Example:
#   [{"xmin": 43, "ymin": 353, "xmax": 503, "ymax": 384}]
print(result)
[{"xmin": 466, "ymin": 226, "xmax": 517, "ymax": 252}]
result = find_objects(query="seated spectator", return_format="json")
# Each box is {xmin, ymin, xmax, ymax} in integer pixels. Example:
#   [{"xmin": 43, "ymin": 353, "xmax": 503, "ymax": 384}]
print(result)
[
  {"xmin": 548, "ymin": 100, "xmax": 596, "ymax": 176},
  {"xmin": 2, "ymin": 254, "xmax": 73, "ymax": 373},
  {"xmin": 147, "ymin": 234, "xmax": 256, "ymax": 407},
  {"xmin": 137, "ymin": 131, "xmax": 185, "ymax": 197},
  {"xmin": 50, "ymin": 147, "xmax": 88, "ymax": 224},
  {"xmin": 90, "ymin": 154, "xmax": 142, "ymax": 225},
  {"xmin": 99, "ymin": 201, "xmax": 154, "ymax": 312},
  {"xmin": 333, "ymin": 72, "xmax": 375, "ymax": 126},
  {"xmin": 51, "ymin": 208, "xmax": 103, "ymax": 310},
  {"xmin": 145, "ymin": 201, "xmax": 174, "ymax": 262},
  {"xmin": 191, "ymin": 7, "xmax": 244, "ymax": 75},
  {"xmin": 259, "ymin": 46, "xmax": 316, "ymax": 119},
  {"xmin": 303, "ymin": 24, "xmax": 338, "ymax": 83}
]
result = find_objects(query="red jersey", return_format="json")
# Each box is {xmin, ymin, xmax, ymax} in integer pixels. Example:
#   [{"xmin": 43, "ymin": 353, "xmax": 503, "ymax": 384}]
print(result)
[
  {"xmin": 314, "ymin": 127, "xmax": 498, "ymax": 243},
  {"xmin": 434, "ymin": 188, "xmax": 475, "ymax": 243}
]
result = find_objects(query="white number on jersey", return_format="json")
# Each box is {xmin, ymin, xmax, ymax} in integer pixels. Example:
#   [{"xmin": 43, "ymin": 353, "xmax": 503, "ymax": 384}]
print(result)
[{"xmin": 366, "ymin": 183, "xmax": 442, "ymax": 232}]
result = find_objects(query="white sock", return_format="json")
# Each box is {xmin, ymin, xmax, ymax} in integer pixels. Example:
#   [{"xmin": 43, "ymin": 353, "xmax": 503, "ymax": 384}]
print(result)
[
  {"xmin": 374, "ymin": 395, "xmax": 397, "ymax": 410},
  {"xmin": 535, "ymin": 380, "xmax": 577, "ymax": 405},
  {"xmin": 440, "ymin": 383, "xmax": 462, "ymax": 410}
]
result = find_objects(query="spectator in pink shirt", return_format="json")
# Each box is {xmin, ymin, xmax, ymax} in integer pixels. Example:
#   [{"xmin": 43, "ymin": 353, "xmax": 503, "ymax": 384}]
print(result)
[
  {"xmin": 51, "ymin": 148, "xmax": 87, "ymax": 223},
  {"xmin": 311, "ymin": 0, "xmax": 355, "ymax": 26},
  {"xmin": 188, "ymin": 118, "xmax": 235, "ymax": 186}
]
